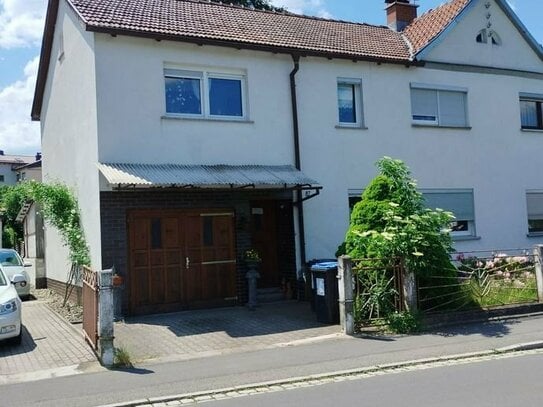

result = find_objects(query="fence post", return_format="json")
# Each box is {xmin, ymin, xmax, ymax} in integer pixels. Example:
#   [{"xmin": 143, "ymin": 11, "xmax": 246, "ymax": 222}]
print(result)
[
  {"xmin": 98, "ymin": 268, "xmax": 115, "ymax": 367},
  {"xmin": 533, "ymin": 245, "xmax": 543, "ymax": 303},
  {"xmin": 402, "ymin": 265, "xmax": 418, "ymax": 313},
  {"xmin": 338, "ymin": 256, "xmax": 355, "ymax": 335}
]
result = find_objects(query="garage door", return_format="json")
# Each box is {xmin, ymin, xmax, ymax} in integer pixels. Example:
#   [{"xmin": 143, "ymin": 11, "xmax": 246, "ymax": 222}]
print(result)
[{"xmin": 128, "ymin": 209, "xmax": 237, "ymax": 315}]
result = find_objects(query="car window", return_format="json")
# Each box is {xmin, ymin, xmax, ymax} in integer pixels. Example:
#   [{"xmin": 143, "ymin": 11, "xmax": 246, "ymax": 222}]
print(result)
[
  {"xmin": 0, "ymin": 251, "xmax": 23, "ymax": 267},
  {"xmin": 0, "ymin": 269, "xmax": 6, "ymax": 286}
]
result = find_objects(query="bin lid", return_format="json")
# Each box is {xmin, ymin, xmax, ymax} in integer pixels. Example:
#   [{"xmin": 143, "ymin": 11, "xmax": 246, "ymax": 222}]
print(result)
[{"xmin": 311, "ymin": 261, "xmax": 338, "ymax": 271}]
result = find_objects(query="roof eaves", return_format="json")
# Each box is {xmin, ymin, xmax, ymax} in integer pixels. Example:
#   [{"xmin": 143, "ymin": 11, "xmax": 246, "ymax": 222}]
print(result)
[
  {"xmin": 31, "ymin": 0, "xmax": 60, "ymax": 122},
  {"xmin": 494, "ymin": 0, "xmax": 543, "ymax": 61},
  {"xmin": 86, "ymin": 24, "xmax": 414, "ymax": 65},
  {"xmin": 414, "ymin": 0, "xmax": 475, "ymax": 61}
]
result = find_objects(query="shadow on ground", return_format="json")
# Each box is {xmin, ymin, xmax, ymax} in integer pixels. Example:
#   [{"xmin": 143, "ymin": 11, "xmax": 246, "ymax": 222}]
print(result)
[
  {"xmin": 0, "ymin": 326, "xmax": 37, "ymax": 356},
  {"xmin": 428, "ymin": 318, "xmax": 519, "ymax": 338},
  {"xmin": 121, "ymin": 301, "xmax": 334, "ymax": 338}
]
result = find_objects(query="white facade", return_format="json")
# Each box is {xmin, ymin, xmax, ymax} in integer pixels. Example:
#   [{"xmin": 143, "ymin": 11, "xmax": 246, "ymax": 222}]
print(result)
[{"xmin": 38, "ymin": 0, "xmax": 543, "ymax": 279}]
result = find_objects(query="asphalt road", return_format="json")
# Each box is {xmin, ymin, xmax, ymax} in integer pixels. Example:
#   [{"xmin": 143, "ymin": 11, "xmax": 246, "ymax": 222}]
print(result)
[{"xmin": 210, "ymin": 353, "xmax": 543, "ymax": 407}]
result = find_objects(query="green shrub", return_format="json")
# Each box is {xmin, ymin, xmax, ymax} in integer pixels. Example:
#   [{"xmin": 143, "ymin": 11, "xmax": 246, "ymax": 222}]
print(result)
[{"xmin": 386, "ymin": 311, "xmax": 421, "ymax": 334}]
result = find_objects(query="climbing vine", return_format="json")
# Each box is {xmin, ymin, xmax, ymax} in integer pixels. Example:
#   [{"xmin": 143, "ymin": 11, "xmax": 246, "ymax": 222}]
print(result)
[{"xmin": 1, "ymin": 181, "xmax": 90, "ymax": 267}]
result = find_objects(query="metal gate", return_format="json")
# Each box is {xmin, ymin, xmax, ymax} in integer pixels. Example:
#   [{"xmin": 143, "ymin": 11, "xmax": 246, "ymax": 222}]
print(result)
[{"xmin": 82, "ymin": 265, "xmax": 99, "ymax": 349}]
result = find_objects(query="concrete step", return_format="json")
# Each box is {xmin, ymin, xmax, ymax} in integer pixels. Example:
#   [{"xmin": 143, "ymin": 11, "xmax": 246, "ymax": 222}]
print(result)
[{"xmin": 257, "ymin": 287, "xmax": 284, "ymax": 303}]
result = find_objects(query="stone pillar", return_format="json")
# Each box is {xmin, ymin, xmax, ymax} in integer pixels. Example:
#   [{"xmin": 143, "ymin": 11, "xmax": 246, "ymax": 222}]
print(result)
[
  {"xmin": 402, "ymin": 265, "xmax": 418, "ymax": 313},
  {"xmin": 337, "ymin": 256, "xmax": 355, "ymax": 335},
  {"xmin": 98, "ymin": 268, "xmax": 115, "ymax": 367},
  {"xmin": 533, "ymin": 245, "xmax": 543, "ymax": 303}
]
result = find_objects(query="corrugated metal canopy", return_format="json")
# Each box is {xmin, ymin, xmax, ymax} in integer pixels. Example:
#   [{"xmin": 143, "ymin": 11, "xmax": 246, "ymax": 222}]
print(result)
[{"xmin": 98, "ymin": 163, "xmax": 319, "ymax": 189}]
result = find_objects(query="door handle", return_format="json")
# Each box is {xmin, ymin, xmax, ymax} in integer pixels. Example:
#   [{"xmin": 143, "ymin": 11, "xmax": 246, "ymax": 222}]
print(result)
[{"xmin": 185, "ymin": 257, "xmax": 190, "ymax": 270}]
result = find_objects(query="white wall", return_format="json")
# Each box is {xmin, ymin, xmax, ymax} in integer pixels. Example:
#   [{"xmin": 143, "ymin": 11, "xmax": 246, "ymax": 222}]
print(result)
[
  {"xmin": 94, "ymin": 36, "xmax": 295, "ymax": 166},
  {"xmin": 295, "ymin": 55, "xmax": 543, "ymax": 258},
  {"xmin": 0, "ymin": 164, "xmax": 17, "ymax": 185},
  {"xmin": 424, "ymin": 0, "xmax": 543, "ymax": 73},
  {"xmin": 40, "ymin": 0, "xmax": 101, "ymax": 282}
]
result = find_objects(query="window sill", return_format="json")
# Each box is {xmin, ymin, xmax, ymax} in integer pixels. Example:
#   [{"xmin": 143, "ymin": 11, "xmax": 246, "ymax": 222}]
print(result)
[
  {"xmin": 521, "ymin": 128, "xmax": 543, "ymax": 133},
  {"xmin": 162, "ymin": 115, "xmax": 254, "ymax": 124},
  {"xmin": 335, "ymin": 125, "xmax": 368, "ymax": 130},
  {"xmin": 412, "ymin": 124, "xmax": 472, "ymax": 130},
  {"xmin": 527, "ymin": 232, "xmax": 543, "ymax": 238},
  {"xmin": 452, "ymin": 235, "xmax": 481, "ymax": 241}
]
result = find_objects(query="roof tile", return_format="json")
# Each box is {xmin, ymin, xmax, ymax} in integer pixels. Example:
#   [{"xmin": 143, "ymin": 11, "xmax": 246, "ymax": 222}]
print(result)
[
  {"xmin": 404, "ymin": 0, "xmax": 471, "ymax": 55},
  {"xmin": 69, "ymin": 0, "xmax": 412, "ymax": 61}
]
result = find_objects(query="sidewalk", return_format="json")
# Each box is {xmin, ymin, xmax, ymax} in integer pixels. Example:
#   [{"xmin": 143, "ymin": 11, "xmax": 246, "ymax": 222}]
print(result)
[{"xmin": 3, "ymin": 313, "xmax": 543, "ymax": 407}]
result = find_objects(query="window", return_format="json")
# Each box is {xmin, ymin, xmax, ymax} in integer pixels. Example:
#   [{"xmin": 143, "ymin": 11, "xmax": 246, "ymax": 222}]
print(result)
[
  {"xmin": 410, "ymin": 84, "xmax": 468, "ymax": 127},
  {"xmin": 337, "ymin": 79, "xmax": 363, "ymax": 127},
  {"xmin": 520, "ymin": 93, "xmax": 543, "ymax": 130},
  {"xmin": 476, "ymin": 29, "xmax": 488, "ymax": 44},
  {"xmin": 0, "ymin": 175, "xmax": 4, "ymax": 182},
  {"xmin": 422, "ymin": 189, "xmax": 476, "ymax": 238},
  {"xmin": 164, "ymin": 68, "xmax": 245, "ymax": 119},
  {"xmin": 526, "ymin": 192, "xmax": 543, "ymax": 234}
]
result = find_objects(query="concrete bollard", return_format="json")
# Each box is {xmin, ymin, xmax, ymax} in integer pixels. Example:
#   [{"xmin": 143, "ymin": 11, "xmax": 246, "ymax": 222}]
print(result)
[
  {"xmin": 337, "ymin": 256, "xmax": 355, "ymax": 335},
  {"xmin": 98, "ymin": 268, "xmax": 115, "ymax": 367},
  {"xmin": 246, "ymin": 263, "xmax": 260, "ymax": 310},
  {"xmin": 402, "ymin": 266, "xmax": 418, "ymax": 313}
]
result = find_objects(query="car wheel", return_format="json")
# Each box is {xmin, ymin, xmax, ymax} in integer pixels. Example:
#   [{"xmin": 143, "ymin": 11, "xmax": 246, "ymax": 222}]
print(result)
[{"xmin": 9, "ymin": 328, "xmax": 23, "ymax": 346}]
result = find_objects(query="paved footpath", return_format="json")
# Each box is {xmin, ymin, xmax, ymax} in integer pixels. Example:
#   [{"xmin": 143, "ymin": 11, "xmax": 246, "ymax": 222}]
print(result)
[
  {"xmin": 0, "ymin": 301, "xmax": 97, "ymax": 378},
  {"xmin": 2, "ymin": 314, "xmax": 543, "ymax": 407}
]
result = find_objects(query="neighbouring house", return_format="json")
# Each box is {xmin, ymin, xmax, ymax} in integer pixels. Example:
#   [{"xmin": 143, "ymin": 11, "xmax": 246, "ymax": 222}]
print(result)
[
  {"xmin": 0, "ymin": 151, "xmax": 35, "ymax": 186},
  {"xmin": 32, "ymin": 0, "xmax": 543, "ymax": 315},
  {"xmin": 16, "ymin": 201, "xmax": 46, "ymax": 289},
  {"xmin": 14, "ymin": 153, "xmax": 43, "ymax": 184}
]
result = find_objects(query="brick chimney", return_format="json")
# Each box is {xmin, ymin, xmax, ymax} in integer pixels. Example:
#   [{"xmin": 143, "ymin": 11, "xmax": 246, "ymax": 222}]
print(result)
[{"xmin": 385, "ymin": 0, "xmax": 418, "ymax": 31}]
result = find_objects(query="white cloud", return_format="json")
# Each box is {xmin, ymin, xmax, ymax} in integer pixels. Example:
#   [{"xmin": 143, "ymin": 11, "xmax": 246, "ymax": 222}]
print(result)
[
  {"xmin": 0, "ymin": 56, "xmax": 41, "ymax": 155},
  {"xmin": 0, "ymin": 0, "xmax": 47, "ymax": 49},
  {"xmin": 270, "ymin": 0, "xmax": 332, "ymax": 18}
]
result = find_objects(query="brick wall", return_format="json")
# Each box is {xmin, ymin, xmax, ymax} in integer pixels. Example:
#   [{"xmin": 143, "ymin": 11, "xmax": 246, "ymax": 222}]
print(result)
[{"xmin": 100, "ymin": 189, "xmax": 296, "ymax": 314}]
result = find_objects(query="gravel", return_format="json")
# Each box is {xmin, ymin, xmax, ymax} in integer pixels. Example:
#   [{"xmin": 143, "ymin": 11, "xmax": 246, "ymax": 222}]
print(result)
[{"xmin": 31, "ymin": 288, "xmax": 83, "ymax": 324}]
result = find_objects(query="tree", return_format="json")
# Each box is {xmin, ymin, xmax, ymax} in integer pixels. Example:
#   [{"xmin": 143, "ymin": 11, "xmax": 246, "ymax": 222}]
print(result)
[{"xmin": 210, "ymin": 0, "xmax": 285, "ymax": 12}]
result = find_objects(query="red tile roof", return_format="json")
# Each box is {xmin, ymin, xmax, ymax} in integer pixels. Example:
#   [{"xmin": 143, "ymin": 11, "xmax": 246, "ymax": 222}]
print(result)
[
  {"xmin": 69, "ymin": 0, "xmax": 412, "ymax": 62},
  {"xmin": 404, "ymin": 0, "xmax": 471, "ymax": 54}
]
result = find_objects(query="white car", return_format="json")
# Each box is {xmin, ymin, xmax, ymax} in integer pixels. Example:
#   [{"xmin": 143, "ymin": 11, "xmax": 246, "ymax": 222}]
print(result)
[
  {"xmin": 0, "ymin": 249, "xmax": 31, "ymax": 299},
  {"xmin": 0, "ymin": 267, "xmax": 24, "ymax": 345}
]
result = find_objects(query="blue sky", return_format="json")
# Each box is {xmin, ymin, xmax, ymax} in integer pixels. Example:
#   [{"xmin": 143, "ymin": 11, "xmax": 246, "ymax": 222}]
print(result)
[{"xmin": 0, "ymin": 0, "xmax": 541, "ymax": 155}]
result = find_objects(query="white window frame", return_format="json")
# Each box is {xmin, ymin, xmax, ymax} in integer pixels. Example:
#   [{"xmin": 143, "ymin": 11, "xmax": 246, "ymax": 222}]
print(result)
[
  {"xmin": 164, "ymin": 68, "xmax": 247, "ymax": 120},
  {"xmin": 526, "ymin": 191, "xmax": 543, "ymax": 235},
  {"xmin": 337, "ymin": 78, "xmax": 364, "ymax": 128},
  {"xmin": 421, "ymin": 189, "xmax": 476, "ymax": 239},
  {"xmin": 410, "ymin": 83, "xmax": 469, "ymax": 128}
]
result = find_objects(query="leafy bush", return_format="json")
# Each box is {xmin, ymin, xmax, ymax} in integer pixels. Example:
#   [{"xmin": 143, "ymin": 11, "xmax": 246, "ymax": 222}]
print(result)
[
  {"xmin": 338, "ymin": 157, "xmax": 456, "ymax": 323},
  {"xmin": 386, "ymin": 311, "xmax": 421, "ymax": 334}
]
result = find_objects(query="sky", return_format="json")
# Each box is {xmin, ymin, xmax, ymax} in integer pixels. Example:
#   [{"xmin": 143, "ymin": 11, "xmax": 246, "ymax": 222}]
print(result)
[{"xmin": 0, "ymin": 0, "xmax": 541, "ymax": 156}]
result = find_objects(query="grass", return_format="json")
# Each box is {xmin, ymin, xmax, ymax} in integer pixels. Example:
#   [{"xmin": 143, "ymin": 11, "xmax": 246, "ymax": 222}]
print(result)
[{"xmin": 113, "ymin": 346, "xmax": 133, "ymax": 368}]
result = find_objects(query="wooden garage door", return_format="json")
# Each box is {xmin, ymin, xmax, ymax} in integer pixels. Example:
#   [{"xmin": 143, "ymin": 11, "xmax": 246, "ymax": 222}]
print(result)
[{"xmin": 128, "ymin": 210, "xmax": 236, "ymax": 315}]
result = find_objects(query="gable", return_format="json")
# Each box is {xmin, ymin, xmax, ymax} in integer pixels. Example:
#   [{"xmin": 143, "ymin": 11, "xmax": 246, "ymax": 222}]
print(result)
[{"xmin": 417, "ymin": 0, "xmax": 543, "ymax": 73}]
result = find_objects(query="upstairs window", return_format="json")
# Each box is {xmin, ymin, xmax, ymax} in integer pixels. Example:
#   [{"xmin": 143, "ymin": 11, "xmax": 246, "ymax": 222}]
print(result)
[
  {"xmin": 337, "ymin": 79, "xmax": 363, "ymax": 127},
  {"xmin": 422, "ymin": 189, "xmax": 476, "ymax": 238},
  {"xmin": 165, "ymin": 68, "xmax": 246, "ymax": 119},
  {"xmin": 526, "ymin": 192, "xmax": 543, "ymax": 234},
  {"xmin": 520, "ymin": 93, "xmax": 543, "ymax": 130},
  {"xmin": 411, "ymin": 84, "xmax": 468, "ymax": 128}
]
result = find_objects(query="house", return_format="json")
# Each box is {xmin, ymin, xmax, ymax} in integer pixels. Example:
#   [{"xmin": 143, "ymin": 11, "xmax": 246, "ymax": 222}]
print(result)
[
  {"xmin": 16, "ymin": 201, "xmax": 46, "ymax": 289},
  {"xmin": 14, "ymin": 153, "xmax": 43, "ymax": 184},
  {"xmin": 32, "ymin": 0, "xmax": 543, "ymax": 315},
  {"xmin": 0, "ymin": 151, "xmax": 35, "ymax": 186}
]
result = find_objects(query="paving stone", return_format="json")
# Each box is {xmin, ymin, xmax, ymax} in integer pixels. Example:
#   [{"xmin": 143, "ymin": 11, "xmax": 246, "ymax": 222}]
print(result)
[{"xmin": 0, "ymin": 301, "xmax": 97, "ymax": 376}]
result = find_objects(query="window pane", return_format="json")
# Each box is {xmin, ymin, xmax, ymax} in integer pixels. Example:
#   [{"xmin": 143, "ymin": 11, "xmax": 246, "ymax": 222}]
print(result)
[
  {"xmin": 338, "ymin": 83, "xmax": 356, "ymax": 123},
  {"xmin": 165, "ymin": 77, "xmax": 201, "ymax": 114},
  {"xmin": 411, "ymin": 88, "xmax": 438, "ymax": 121},
  {"xmin": 520, "ymin": 100, "xmax": 539, "ymax": 128},
  {"xmin": 527, "ymin": 193, "xmax": 543, "ymax": 220},
  {"xmin": 151, "ymin": 219, "xmax": 162, "ymax": 249},
  {"xmin": 209, "ymin": 78, "xmax": 243, "ymax": 116},
  {"xmin": 203, "ymin": 217, "xmax": 214, "ymax": 246},
  {"xmin": 529, "ymin": 219, "xmax": 543, "ymax": 233},
  {"xmin": 423, "ymin": 191, "xmax": 474, "ymax": 221},
  {"xmin": 439, "ymin": 91, "xmax": 467, "ymax": 127}
]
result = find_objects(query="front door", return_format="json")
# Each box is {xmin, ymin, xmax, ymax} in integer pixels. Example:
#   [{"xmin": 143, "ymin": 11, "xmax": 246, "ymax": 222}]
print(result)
[
  {"xmin": 250, "ymin": 201, "xmax": 280, "ymax": 288},
  {"xmin": 128, "ymin": 209, "xmax": 236, "ymax": 314}
]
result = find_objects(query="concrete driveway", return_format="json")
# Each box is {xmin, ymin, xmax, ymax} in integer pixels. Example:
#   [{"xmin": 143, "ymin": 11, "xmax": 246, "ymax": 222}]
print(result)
[
  {"xmin": 115, "ymin": 301, "xmax": 341, "ymax": 364},
  {"xmin": 0, "ymin": 300, "xmax": 97, "ymax": 379}
]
